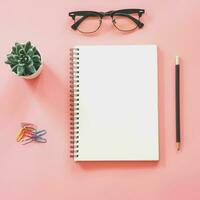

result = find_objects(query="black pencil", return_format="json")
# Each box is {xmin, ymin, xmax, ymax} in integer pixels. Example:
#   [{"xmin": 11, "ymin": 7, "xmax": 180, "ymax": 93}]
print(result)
[{"xmin": 175, "ymin": 56, "xmax": 181, "ymax": 150}]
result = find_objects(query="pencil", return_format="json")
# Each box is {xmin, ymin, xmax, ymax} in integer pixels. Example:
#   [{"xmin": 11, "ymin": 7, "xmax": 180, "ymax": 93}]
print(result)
[{"xmin": 175, "ymin": 56, "xmax": 181, "ymax": 150}]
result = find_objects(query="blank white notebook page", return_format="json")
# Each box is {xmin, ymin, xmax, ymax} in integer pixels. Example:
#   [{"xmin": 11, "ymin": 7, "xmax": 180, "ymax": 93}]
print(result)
[{"xmin": 75, "ymin": 45, "xmax": 159, "ymax": 161}]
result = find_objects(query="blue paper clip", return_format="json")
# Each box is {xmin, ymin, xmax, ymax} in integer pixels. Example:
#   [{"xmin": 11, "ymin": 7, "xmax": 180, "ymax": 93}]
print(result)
[
  {"xmin": 32, "ymin": 130, "xmax": 47, "ymax": 137},
  {"xmin": 21, "ymin": 130, "xmax": 47, "ymax": 145}
]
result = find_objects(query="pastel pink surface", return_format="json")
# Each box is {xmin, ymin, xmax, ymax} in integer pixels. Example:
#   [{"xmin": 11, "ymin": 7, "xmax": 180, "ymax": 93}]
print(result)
[{"xmin": 0, "ymin": 0, "xmax": 200, "ymax": 199}]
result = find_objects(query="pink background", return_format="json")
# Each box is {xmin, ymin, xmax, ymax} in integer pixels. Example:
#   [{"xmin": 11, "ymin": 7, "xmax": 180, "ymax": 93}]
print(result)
[{"xmin": 0, "ymin": 0, "xmax": 200, "ymax": 199}]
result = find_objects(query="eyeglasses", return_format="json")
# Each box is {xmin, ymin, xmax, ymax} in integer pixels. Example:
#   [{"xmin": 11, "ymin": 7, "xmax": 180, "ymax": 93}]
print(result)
[{"xmin": 69, "ymin": 9, "xmax": 145, "ymax": 33}]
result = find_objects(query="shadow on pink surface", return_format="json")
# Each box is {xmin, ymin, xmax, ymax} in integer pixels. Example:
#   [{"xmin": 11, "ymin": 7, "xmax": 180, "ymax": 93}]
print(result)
[
  {"xmin": 0, "ymin": 75, "xmax": 30, "ymax": 123},
  {"xmin": 77, "ymin": 160, "xmax": 159, "ymax": 170},
  {"xmin": 25, "ymin": 63, "xmax": 67, "ymax": 121}
]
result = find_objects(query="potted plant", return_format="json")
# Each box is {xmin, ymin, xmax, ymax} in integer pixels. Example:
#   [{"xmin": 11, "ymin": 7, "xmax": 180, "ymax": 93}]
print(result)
[{"xmin": 5, "ymin": 41, "xmax": 42, "ymax": 79}]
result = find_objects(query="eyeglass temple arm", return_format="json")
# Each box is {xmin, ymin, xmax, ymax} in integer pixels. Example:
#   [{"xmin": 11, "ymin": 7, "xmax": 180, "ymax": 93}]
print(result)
[
  {"xmin": 71, "ymin": 15, "xmax": 101, "ymax": 30},
  {"xmin": 71, "ymin": 16, "xmax": 88, "ymax": 30}
]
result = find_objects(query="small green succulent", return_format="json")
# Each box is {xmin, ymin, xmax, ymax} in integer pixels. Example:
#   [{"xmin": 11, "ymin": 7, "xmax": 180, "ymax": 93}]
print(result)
[{"xmin": 5, "ymin": 41, "xmax": 41, "ymax": 76}]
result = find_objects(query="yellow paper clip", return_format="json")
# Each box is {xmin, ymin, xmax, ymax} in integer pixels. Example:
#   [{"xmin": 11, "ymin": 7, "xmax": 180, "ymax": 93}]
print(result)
[
  {"xmin": 16, "ymin": 127, "xmax": 37, "ymax": 142},
  {"xmin": 16, "ymin": 128, "xmax": 26, "ymax": 142}
]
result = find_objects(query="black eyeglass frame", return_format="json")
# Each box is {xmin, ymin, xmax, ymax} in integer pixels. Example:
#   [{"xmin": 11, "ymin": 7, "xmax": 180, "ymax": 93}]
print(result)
[{"xmin": 69, "ymin": 9, "xmax": 145, "ymax": 33}]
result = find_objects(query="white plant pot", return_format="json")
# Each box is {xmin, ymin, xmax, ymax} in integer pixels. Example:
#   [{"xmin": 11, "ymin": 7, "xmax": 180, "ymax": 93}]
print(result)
[{"xmin": 23, "ymin": 64, "xmax": 43, "ymax": 80}]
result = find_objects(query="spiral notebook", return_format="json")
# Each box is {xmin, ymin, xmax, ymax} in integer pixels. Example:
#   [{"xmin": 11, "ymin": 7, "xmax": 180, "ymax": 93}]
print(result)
[{"xmin": 70, "ymin": 45, "xmax": 159, "ymax": 161}]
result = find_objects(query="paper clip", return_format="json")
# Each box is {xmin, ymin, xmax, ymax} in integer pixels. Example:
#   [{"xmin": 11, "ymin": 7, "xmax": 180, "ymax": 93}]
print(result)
[
  {"xmin": 17, "ymin": 123, "xmax": 47, "ymax": 145},
  {"xmin": 21, "ymin": 130, "xmax": 47, "ymax": 145},
  {"xmin": 16, "ymin": 128, "xmax": 26, "ymax": 142},
  {"xmin": 16, "ymin": 127, "xmax": 37, "ymax": 142}
]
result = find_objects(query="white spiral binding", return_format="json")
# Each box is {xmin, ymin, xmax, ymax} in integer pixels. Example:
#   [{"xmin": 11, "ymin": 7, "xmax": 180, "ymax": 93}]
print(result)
[{"xmin": 69, "ymin": 48, "xmax": 80, "ymax": 158}]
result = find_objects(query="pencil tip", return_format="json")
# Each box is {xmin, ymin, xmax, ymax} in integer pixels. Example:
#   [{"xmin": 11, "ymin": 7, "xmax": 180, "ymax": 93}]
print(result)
[{"xmin": 176, "ymin": 142, "xmax": 181, "ymax": 151}]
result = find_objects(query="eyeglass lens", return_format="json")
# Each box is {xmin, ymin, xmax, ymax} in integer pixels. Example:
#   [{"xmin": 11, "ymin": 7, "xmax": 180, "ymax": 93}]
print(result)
[
  {"xmin": 74, "ymin": 15, "xmax": 102, "ymax": 33},
  {"xmin": 112, "ymin": 13, "xmax": 139, "ymax": 31}
]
